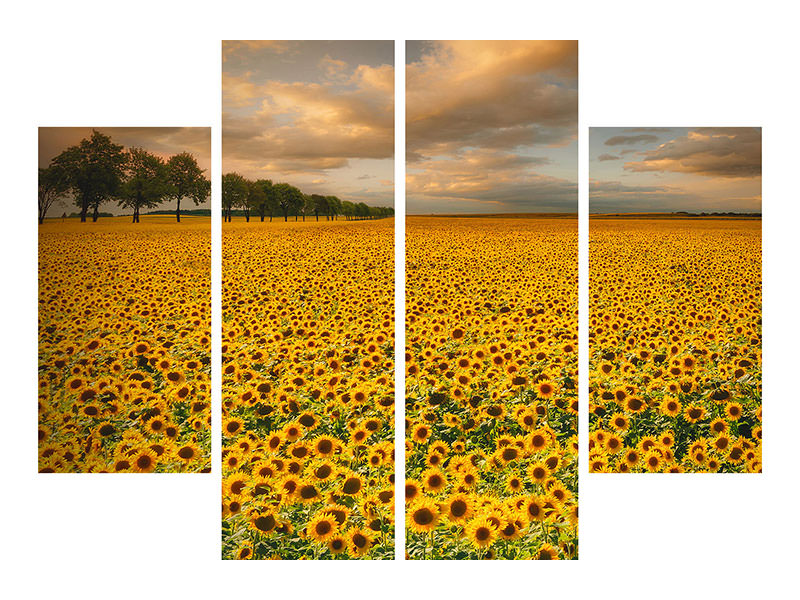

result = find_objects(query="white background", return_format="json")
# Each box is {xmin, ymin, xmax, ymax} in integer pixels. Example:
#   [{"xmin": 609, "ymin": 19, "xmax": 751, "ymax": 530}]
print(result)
[{"xmin": 2, "ymin": 1, "xmax": 797, "ymax": 598}]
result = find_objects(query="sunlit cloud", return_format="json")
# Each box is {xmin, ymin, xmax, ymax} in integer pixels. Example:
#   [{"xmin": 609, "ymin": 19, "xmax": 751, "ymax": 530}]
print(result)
[
  {"xmin": 604, "ymin": 134, "xmax": 659, "ymax": 146},
  {"xmin": 406, "ymin": 40, "xmax": 578, "ymax": 213},
  {"xmin": 623, "ymin": 127, "xmax": 761, "ymax": 178}
]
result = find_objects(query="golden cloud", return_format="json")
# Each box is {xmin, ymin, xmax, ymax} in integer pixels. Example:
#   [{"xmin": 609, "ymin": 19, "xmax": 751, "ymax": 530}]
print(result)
[
  {"xmin": 223, "ymin": 61, "xmax": 393, "ymax": 176},
  {"xmin": 623, "ymin": 127, "xmax": 761, "ymax": 179}
]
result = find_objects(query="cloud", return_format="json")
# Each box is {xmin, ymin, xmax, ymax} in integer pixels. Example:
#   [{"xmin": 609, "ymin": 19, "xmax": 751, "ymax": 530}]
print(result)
[
  {"xmin": 222, "ymin": 40, "xmax": 291, "ymax": 62},
  {"xmin": 222, "ymin": 57, "xmax": 393, "ymax": 178},
  {"xmin": 406, "ymin": 40, "xmax": 577, "ymax": 212},
  {"xmin": 407, "ymin": 41, "xmax": 577, "ymax": 160},
  {"xmin": 604, "ymin": 134, "xmax": 659, "ymax": 146},
  {"xmin": 622, "ymin": 127, "xmax": 672, "ymax": 132},
  {"xmin": 623, "ymin": 127, "xmax": 761, "ymax": 178},
  {"xmin": 597, "ymin": 153, "xmax": 620, "ymax": 161},
  {"xmin": 589, "ymin": 178, "xmax": 697, "ymax": 212},
  {"xmin": 407, "ymin": 148, "xmax": 576, "ymax": 213}
]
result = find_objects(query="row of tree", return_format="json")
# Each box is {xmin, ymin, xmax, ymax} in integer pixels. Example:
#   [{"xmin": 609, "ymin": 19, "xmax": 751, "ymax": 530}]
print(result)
[
  {"xmin": 221, "ymin": 172, "xmax": 394, "ymax": 223},
  {"xmin": 38, "ymin": 130, "xmax": 210, "ymax": 224}
]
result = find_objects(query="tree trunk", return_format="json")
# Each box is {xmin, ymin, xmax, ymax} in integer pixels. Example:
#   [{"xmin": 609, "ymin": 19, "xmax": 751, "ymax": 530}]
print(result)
[
  {"xmin": 245, "ymin": 209, "xmax": 250, "ymax": 223},
  {"xmin": 283, "ymin": 209, "xmax": 288, "ymax": 222},
  {"xmin": 92, "ymin": 204, "xmax": 99, "ymax": 222},
  {"xmin": 176, "ymin": 198, "xmax": 181, "ymax": 223}
]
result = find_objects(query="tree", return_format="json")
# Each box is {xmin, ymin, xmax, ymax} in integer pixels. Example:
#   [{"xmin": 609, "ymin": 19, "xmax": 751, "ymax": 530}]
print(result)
[
  {"xmin": 325, "ymin": 195, "xmax": 342, "ymax": 220},
  {"xmin": 309, "ymin": 194, "xmax": 328, "ymax": 221},
  {"xmin": 355, "ymin": 202, "xmax": 370, "ymax": 220},
  {"xmin": 51, "ymin": 130, "xmax": 127, "ymax": 222},
  {"xmin": 341, "ymin": 200, "xmax": 355, "ymax": 220},
  {"xmin": 118, "ymin": 148, "xmax": 170, "ymax": 223},
  {"xmin": 222, "ymin": 172, "xmax": 248, "ymax": 222},
  {"xmin": 273, "ymin": 183, "xmax": 304, "ymax": 222},
  {"xmin": 244, "ymin": 178, "xmax": 266, "ymax": 223},
  {"xmin": 38, "ymin": 165, "xmax": 69, "ymax": 224},
  {"xmin": 301, "ymin": 194, "xmax": 314, "ymax": 221},
  {"xmin": 166, "ymin": 152, "xmax": 210, "ymax": 222},
  {"xmin": 253, "ymin": 179, "xmax": 277, "ymax": 221}
]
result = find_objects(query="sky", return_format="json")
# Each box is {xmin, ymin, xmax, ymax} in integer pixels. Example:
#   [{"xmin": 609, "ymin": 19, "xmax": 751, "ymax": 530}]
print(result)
[
  {"xmin": 590, "ymin": 127, "xmax": 762, "ymax": 213},
  {"xmin": 222, "ymin": 40, "xmax": 394, "ymax": 208},
  {"xmin": 38, "ymin": 127, "xmax": 211, "ymax": 215},
  {"xmin": 406, "ymin": 40, "xmax": 578, "ymax": 214}
]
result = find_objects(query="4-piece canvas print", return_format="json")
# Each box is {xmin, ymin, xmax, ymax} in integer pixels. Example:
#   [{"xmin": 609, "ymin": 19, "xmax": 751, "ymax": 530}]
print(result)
[{"xmin": 36, "ymin": 42, "xmax": 763, "ymax": 561}]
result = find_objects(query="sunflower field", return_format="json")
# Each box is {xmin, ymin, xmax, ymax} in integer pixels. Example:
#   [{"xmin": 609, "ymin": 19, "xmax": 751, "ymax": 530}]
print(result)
[
  {"xmin": 38, "ymin": 216, "xmax": 211, "ymax": 473},
  {"xmin": 405, "ymin": 217, "xmax": 578, "ymax": 560},
  {"xmin": 589, "ymin": 218, "xmax": 762, "ymax": 473},
  {"xmin": 222, "ymin": 218, "xmax": 395, "ymax": 560}
]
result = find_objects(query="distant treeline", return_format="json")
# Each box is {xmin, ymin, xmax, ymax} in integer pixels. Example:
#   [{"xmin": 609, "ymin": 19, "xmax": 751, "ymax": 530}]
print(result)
[
  {"xmin": 38, "ymin": 130, "xmax": 210, "ymax": 224},
  {"xmin": 144, "ymin": 209, "xmax": 211, "ymax": 216},
  {"xmin": 675, "ymin": 211, "xmax": 762, "ymax": 217},
  {"xmin": 592, "ymin": 211, "xmax": 762, "ymax": 219},
  {"xmin": 222, "ymin": 172, "xmax": 394, "ymax": 223}
]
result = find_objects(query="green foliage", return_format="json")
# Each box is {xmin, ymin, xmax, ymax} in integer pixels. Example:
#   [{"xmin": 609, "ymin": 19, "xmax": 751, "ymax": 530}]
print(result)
[
  {"xmin": 118, "ymin": 148, "xmax": 171, "ymax": 221},
  {"xmin": 51, "ymin": 130, "xmax": 127, "ymax": 221}
]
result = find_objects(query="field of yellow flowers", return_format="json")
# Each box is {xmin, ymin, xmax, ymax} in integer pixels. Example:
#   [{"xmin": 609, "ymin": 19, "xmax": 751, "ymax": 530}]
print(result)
[
  {"xmin": 222, "ymin": 218, "xmax": 395, "ymax": 560},
  {"xmin": 405, "ymin": 216, "xmax": 578, "ymax": 560},
  {"xmin": 38, "ymin": 216, "xmax": 211, "ymax": 473},
  {"xmin": 589, "ymin": 218, "xmax": 762, "ymax": 473}
]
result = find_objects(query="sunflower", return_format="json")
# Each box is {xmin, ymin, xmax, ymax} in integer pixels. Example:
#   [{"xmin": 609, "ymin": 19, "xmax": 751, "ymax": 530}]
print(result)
[
  {"xmin": 725, "ymin": 402, "xmax": 743, "ymax": 421},
  {"xmin": 411, "ymin": 423, "xmax": 431, "ymax": 444},
  {"xmin": 465, "ymin": 516, "xmax": 498, "ymax": 549},
  {"xmin": 534, "ymin": 543, "xmax": 560, "ymax": 560},
  {"xmin": 660, "ymin": 396, "xmax": 682, "ymax": 418},
  {"xmin": 523, "ymin": 495, "xmax": 546, "ymax": 523},
  {"xmin": 327, "ymin": 535, "xmax": 348, "ymax": 555},
  {"xmin": 307, "ymin": 512, "xmax": 339, "ymax": 543},
  {"xmin": 535, "ymin": 380, "xmax": 556, "ymax": 399},
  {"xmin": 526, "ymin": 461, "xmax": 550, "ymax": 484},
  {"xmin": 175, "ymin": 443, "xmax": 201, "ymax": 463},
  {"xmin": 422, "ymin": 468, "xmax": 448, "ymax": 494},
  {"xmin": 346, "ymin": 527, "xmax": 374, "ymax": 557},
  {"xmin": 250, "ymin": 510, "xmax": 278, "ymax": 535},
  {"xmin": 405, "ymin": 479, "xmax": 422, "ymax": 503},
  {"xmin": 683, "ymin": 404, "xmax": 705, "ymax": 423},
  {"xmin": 131, "ymin": 448, "xmax": 158, "ymax": 473},
  {"xmin": 408, "ymin": 498, "xmax": 440, "ymax": 533},
  {"xmin": 441, "ymin": 493, "xmax": 473, "ymax": 523}
]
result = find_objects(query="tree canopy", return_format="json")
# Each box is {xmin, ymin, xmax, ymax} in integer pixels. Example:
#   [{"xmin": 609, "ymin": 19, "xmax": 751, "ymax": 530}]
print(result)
[
  {"xmin": 51, "ymin": 130, "xmax": 127, "ymax": 222},
  {"xmin": 222, "ymin": 172, "xmax": 248, "ymax": 222},
  {"xmin": 167, "ymin": 152, "xmax": 211, "ymax": 222},
  {"xmin": 118, "ymin": 148, "xmax": 171, "ymax": 223},
  {"xmin": 38, "ymin": 164, "xmax": 69, "ymax": 224}
]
